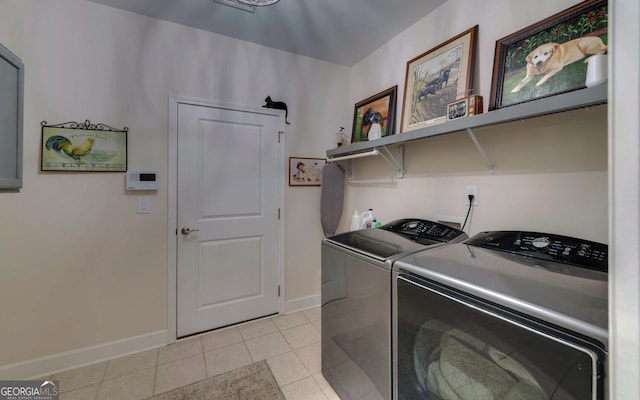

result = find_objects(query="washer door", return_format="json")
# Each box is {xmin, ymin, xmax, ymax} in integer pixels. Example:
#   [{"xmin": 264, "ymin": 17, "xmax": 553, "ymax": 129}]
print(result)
[{"xmin": 394, "ymin": 274, "xmax": 606, "ymax": 400}]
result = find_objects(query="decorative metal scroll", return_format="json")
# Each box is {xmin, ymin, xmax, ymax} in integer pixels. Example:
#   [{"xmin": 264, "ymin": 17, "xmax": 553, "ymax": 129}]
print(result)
[
  {"xmin": 40, "ymin": 119, "xmax": 129, "ymax": 132},
  {"xmin": 40, "ymin": 119, "xmax": 128, "ymax": 172}
]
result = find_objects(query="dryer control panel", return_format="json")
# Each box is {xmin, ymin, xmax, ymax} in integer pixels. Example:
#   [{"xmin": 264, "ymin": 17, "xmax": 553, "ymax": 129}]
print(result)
[
  {"xmin": 381, "ymin": 219, "xmax": 468, "ymax": 244},
  {"xmin": 466, "ymin": 231, "xmax": 608, "ymax": 272}
]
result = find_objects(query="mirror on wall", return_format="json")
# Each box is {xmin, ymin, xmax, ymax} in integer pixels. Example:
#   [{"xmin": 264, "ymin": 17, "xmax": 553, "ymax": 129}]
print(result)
[{"xmin": 0, "ymin": 42, "xmax": 23, "ymax": 190}]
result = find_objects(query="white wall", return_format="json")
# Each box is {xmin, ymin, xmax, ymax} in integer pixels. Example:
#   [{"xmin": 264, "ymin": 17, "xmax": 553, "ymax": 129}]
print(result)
[
  {"xmin": 610, "ymin": 0, "xmax": 640, "ymax": 397},
  {"xmin": 341, "ymin": 0, "xmax": 608, "ymax": 243},
  {"xmin": 0, "ymin": 0, "xmax": 348, "ymax": 373}
]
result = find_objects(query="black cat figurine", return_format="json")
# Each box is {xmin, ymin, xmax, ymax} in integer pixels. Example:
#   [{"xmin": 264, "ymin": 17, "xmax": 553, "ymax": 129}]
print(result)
[{"xmin": 262, "ymin": 96, "xmax": 291, "ymax": 125}]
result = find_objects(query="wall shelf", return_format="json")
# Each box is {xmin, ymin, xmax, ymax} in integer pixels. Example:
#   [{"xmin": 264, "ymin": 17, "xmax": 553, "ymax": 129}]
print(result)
[{"xmin": 326, "ymin": 85, "xmax": 607, "ymax": 161}]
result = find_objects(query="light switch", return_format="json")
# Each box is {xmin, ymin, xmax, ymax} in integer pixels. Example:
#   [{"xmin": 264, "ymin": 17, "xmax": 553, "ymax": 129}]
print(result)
[{"xmin": 137, "ymin": 197, "xmax": 150, "ymax": 214}]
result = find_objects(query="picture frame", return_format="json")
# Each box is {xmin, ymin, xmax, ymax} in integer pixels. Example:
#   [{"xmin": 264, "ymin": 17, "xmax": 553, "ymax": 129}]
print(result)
[
  {"xmin": 351, "ymin": 86, "xmax": 397, "ymax": 143},
  {"xmin": 400, "ymin": 25, "xmax": 478, "ymax": 133},
  {"xmin": 289, "ymin": 157, "xmax": 326, "ymax": 186},
  {"xmin": 489, "ymin": 0, "xmax": 608, "ymax": 110},
  {"xmin": 447, "ymin": 98, "xmax": 469, "ymax": 121},
  {"xmin": 41, "ymin": 120, "xmax": 128, "ymax": 172}
]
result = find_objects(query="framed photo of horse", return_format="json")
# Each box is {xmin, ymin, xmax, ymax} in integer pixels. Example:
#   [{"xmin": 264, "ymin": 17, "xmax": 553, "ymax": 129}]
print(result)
[
  {"xmin": 351, "ymin": 85, "xmax": 397, "ymax": 143},
  {"xmin": 400, "ymin": 25, "xmax": 478, "ymax": 133}
]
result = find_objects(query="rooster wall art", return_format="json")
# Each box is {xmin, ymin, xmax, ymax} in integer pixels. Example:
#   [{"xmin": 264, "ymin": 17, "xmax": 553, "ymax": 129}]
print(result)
[
  {"xmin": 41, "ymin": 120, "xmax": 128, "ymax": 172},
  {"xmin": 45, "ymin": 135, "xmax": 96, "ymax": 165}
]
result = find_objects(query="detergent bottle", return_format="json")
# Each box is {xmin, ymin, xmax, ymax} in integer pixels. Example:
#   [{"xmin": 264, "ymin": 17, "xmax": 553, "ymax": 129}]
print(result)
[
  {"xmin": 351, "ymin": 209, "xmax": 362, "ymax": 231},
  {"xmin": 360, "ymin": 209, "xmax": 375, "ymax": 229}
]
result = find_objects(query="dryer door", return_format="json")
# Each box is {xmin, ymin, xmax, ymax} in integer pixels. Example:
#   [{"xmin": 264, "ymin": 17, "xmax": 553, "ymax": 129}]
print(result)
[{"xmin": 394, "ymin": 274, "xmax": 606, "ymax": 400}]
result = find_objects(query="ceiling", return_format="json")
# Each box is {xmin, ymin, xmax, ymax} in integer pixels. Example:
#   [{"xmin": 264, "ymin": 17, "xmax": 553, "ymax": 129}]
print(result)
[{"xmin": 86, "ymin": 0, "xmax": 447, "ymax": 66}]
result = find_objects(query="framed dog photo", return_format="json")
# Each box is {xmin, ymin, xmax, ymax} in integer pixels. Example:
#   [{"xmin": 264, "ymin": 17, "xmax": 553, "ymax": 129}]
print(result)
[
  {"xmin": 447, "ymin": 98, "xmax": 469, "ymax": 121},
  {"xmin": 351, "ymin": 85, "xmax": 397, "ymax": 143},
  {"xmin": 400, "ymin": 25, "xmax": 478, "ymax": 133},
  {"xmin": 489, "ymin": 0, "xmax": 608, "ymax": 110}
]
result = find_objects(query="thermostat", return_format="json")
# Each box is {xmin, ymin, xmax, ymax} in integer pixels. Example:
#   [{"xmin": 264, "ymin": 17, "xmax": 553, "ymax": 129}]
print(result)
[{"xmin": 126, "ymin": 171, "xmax": 159, "ymax": 191}]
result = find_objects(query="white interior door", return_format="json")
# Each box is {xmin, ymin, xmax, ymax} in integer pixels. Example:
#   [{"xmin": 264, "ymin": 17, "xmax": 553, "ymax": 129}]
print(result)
[{"xmin": 177, "ymin": 103, "xmax": 281, "ymax": 337}]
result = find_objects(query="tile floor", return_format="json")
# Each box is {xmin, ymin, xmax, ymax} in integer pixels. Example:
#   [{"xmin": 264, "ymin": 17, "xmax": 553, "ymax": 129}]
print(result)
[{"xmin": 48, "ymin": 307, "xmax": 340, "ymax": 400}]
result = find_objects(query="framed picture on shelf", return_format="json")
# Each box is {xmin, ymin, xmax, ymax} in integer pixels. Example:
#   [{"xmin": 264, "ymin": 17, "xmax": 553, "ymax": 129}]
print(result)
[
  {"xmin": 400, "ymin": 25, "xmax": 478, "ymax": 133},
  {"xmin": 351, "ymin": 86, "xmax": 397, "ymax": 143},
  {"xmin": 447, "ymin": 94, "xmax": 484, "ymax": 121},
  {"xmin": 447, "ymin": 98, "xmax": 469, "ymax": 121},
  {"xmin": 41, "ymin": 120, "xmax": 128, "ymax": 172},
  {"xmin": 289, "ymin": 157, "xmax": 326, "ymax": 186},
  {"xmin": 489, "ymin": 0, "xmax": 608, "ymax": 110}
]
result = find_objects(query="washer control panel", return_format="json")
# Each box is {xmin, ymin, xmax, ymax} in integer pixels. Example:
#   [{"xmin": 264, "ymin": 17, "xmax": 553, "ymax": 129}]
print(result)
[
  {"xmin": 466, "ymin": 231, "xmax": 608, "ymax": 272},
  {"xmin": 381, "ymin": 219, "xmax": 468, "ymax": 244}
]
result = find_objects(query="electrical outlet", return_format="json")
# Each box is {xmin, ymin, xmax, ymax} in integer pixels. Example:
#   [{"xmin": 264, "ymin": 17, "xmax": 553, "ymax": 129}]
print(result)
[{"xmin": 466, "ymin": 186, "xmax": 479, "ymax": 206}]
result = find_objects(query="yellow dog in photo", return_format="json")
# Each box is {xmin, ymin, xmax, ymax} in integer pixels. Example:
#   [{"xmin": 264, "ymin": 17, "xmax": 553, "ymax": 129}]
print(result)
[{"xmin": 511, "ymin": 36, "xmax": 608, "ymax": 93}]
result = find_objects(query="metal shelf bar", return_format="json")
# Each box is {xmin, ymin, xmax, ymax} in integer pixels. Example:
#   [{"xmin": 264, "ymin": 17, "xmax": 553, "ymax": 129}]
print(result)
[
  {"xmin": 327, "ymin": 148, "xmax": 379, "ymax": 162},
  {"xmin": 327, "ymin": 145, "xmax": 405, "ymax": 180}
]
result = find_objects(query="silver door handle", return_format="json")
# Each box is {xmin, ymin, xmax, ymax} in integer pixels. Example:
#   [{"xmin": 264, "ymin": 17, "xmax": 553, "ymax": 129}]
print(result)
[{"xmin": 181, "ymin": 227, "xmax": 199, "ymax": 235}]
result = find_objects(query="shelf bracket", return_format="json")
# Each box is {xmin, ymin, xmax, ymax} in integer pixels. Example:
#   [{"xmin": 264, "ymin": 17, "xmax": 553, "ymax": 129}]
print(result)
[
  {"xmin": 379, "ymin": 145, "xmax": 405, "ymax": 178},
  {"xmin": 466, "ymin": 128, "xmax": 494, "ymax": 175}
]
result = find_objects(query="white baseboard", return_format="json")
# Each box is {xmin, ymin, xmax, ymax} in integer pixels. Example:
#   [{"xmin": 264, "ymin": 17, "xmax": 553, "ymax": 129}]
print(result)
[
  {"xmin": 1, "ymin": 296, "xmax": 322, "ymax": 379},
  {"xmin": 0, "ymin": 330, "xmax": 168, "ymax": 380},
  {"xmin": 284, "ymin": 294, "xmax": 320, "ymax": 314}
]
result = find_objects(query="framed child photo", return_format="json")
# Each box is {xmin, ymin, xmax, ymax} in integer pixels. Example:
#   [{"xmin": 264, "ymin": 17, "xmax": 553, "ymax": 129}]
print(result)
[{"xmin": 289, "ymin": 157, "xmax": 326, "ymax": 186}]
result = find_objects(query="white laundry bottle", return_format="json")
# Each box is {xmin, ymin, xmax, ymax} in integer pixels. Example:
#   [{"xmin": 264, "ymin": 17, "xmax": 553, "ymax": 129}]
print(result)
[
  {"xmin": 360, "ymin": 209, "xmax": 374, "ymax": 229},
  {"xmin": 351, "ymin": 209, "xmax": 362, "ymax": 231}
]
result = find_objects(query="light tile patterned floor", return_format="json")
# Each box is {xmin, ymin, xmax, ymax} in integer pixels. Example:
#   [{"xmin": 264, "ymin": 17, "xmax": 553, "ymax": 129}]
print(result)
[{"xmin": 49, "ymin": 307, "xmax": 340, "ymax": 400}]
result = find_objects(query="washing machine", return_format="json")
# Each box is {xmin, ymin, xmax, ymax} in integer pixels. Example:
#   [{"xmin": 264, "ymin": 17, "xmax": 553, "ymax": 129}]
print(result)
[
  {"xmin": 321, "ymin": 219, "xmax": 468, "ymax": 400},
  {"xmin": 393, "ymin": 230, "xmax": 608, "ymax": 400}
]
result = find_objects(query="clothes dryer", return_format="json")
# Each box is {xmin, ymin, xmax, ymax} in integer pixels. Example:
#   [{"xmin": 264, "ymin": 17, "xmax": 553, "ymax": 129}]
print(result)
[{"xmin": 393, "ymin": 231, "xmax": 608, "ymax": 400}]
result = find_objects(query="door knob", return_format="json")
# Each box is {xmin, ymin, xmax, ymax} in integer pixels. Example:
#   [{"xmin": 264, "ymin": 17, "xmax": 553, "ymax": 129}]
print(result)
[{"xmin": 181, "ymin": 227, "xmax": 199, "ymax": 235}]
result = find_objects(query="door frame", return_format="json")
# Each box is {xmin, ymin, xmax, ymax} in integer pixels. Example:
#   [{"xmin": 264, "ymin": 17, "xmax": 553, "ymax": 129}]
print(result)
[{"xmin": 167, "ymin": 94, "xmax": 286, "ymax": 343}]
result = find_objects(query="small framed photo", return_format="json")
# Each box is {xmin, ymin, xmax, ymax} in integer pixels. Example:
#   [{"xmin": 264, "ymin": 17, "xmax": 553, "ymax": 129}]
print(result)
[
  {"xmin": 489, "ymin": 0, "xmax": 608, "ymax": 110},
  {"xmin": 447, "ymin": 94, "xmax": 484, "ymax": 121},
  {"xmin": 289, "ymin": 157, "xmax": 326, "ymax": 186},
  {"xmin": 351, "ymin": 86, "xmax": 397, "ymax": 143},
  {"xmin": 400, "ymin": 25, "xmax": 478, "ymax": 133},
  {"xmin": 41, "ymin": 120, "xmax": 128, "ymax": 172},
  {"xmin": 447, "ymin": 98, "xmax": 468, "ymax": 121}
]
